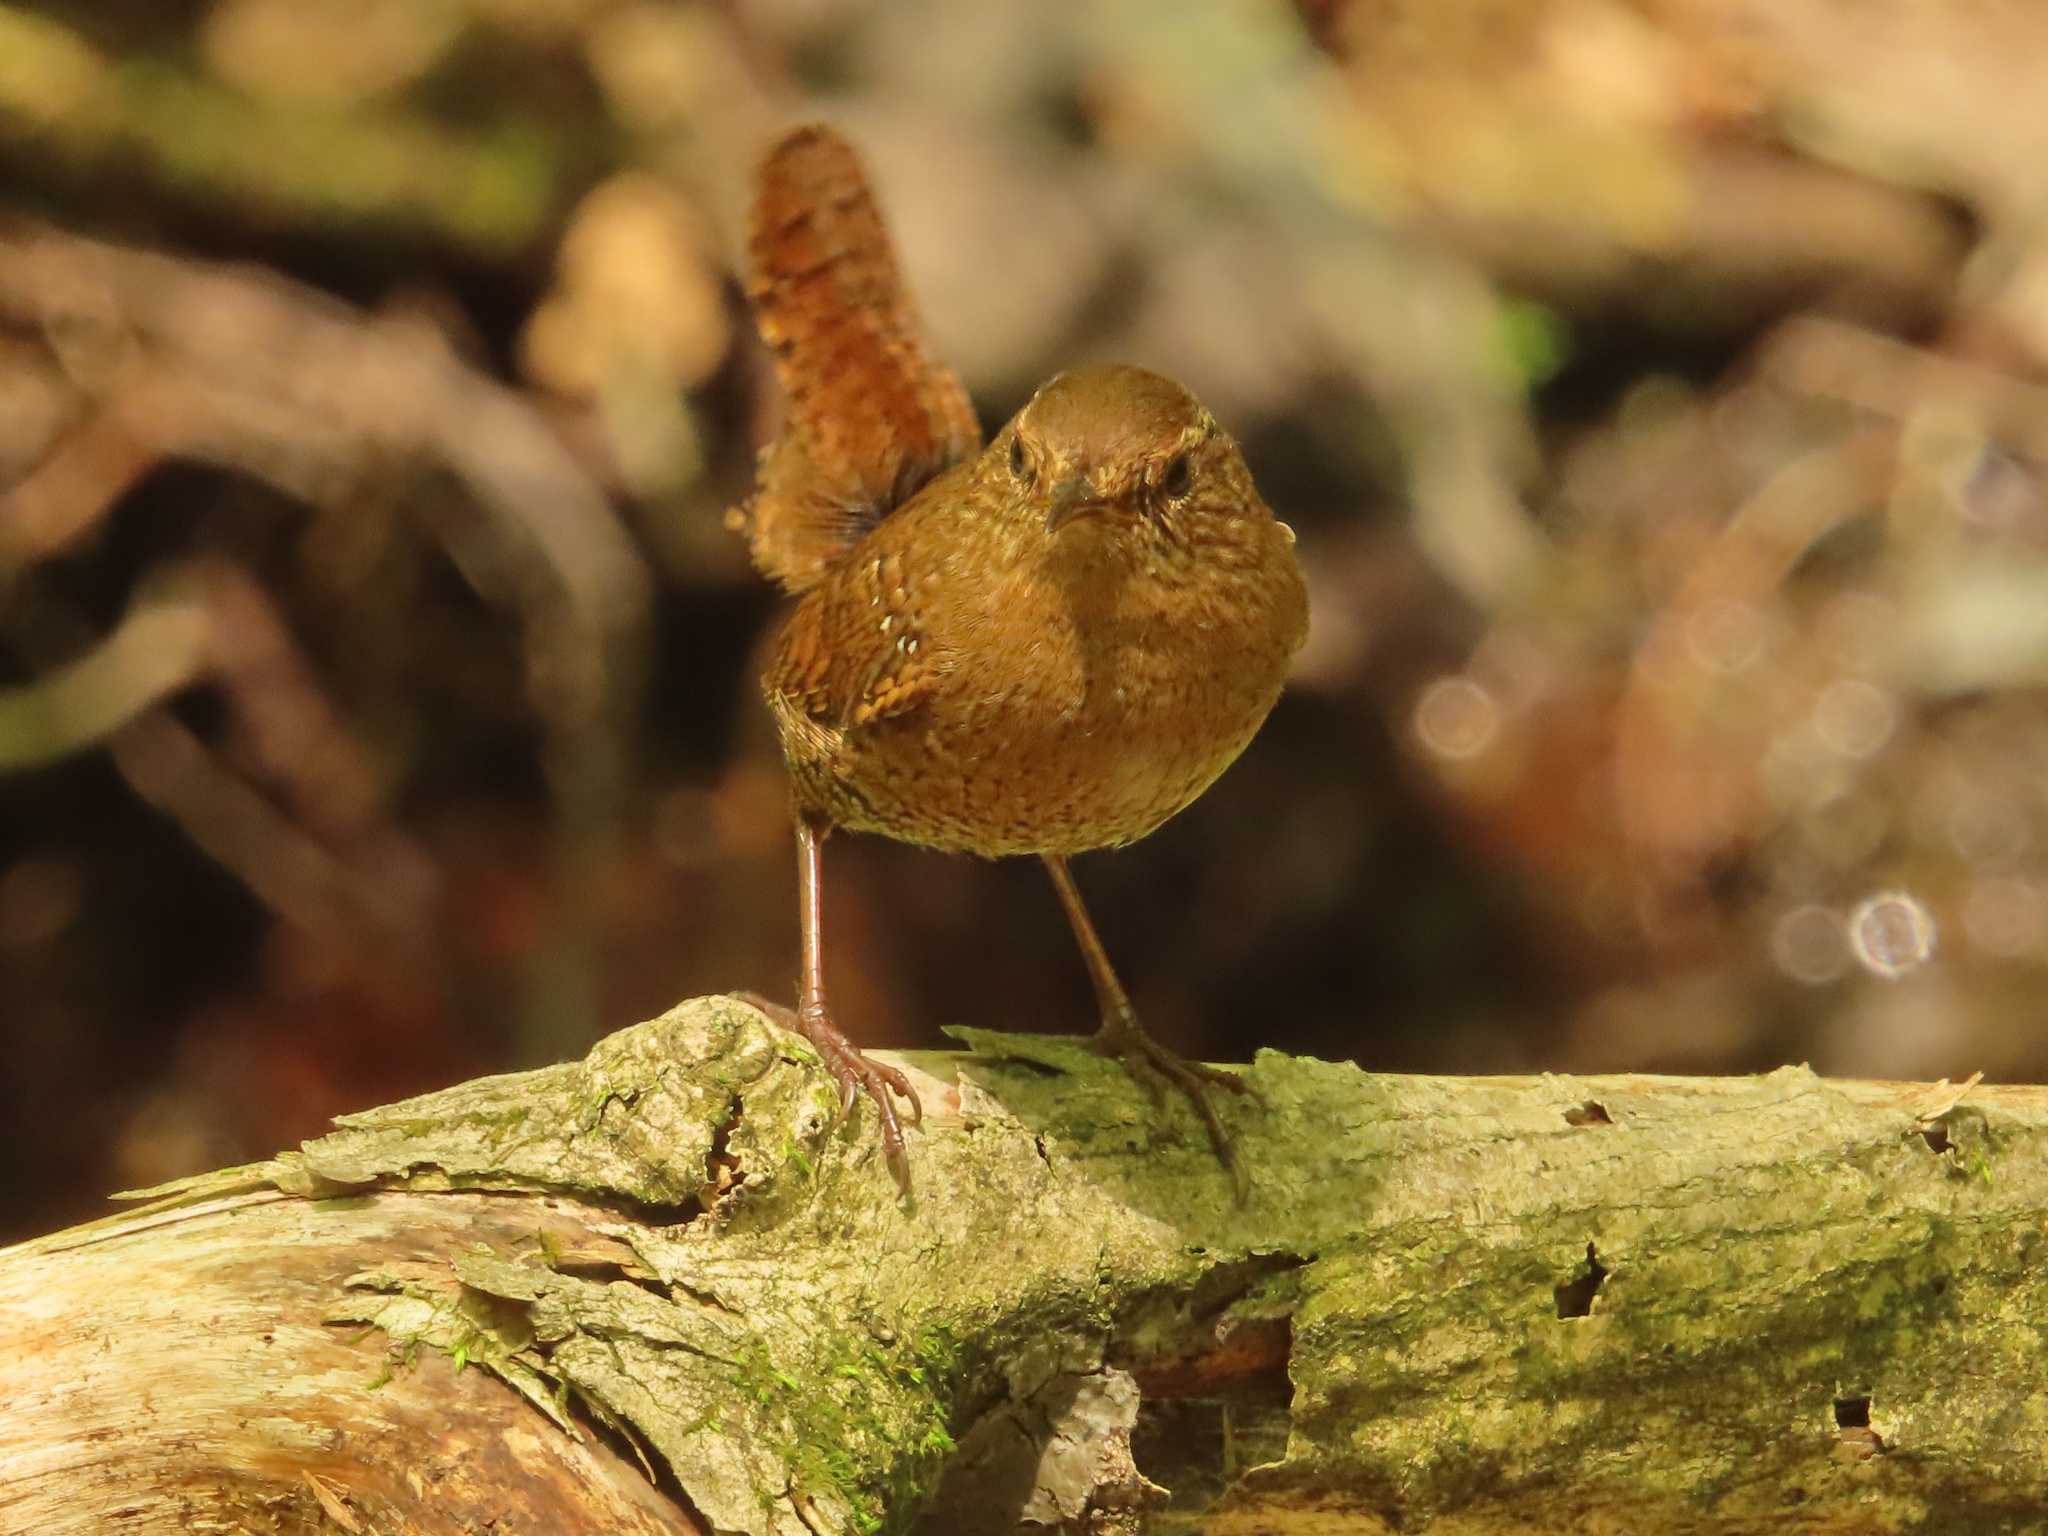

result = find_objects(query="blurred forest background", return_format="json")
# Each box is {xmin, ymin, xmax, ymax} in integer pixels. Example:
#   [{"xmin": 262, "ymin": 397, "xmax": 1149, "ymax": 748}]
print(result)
[{"xmin": 3, "ymin": 0, "xmax": 2044, "ymax": 1239}]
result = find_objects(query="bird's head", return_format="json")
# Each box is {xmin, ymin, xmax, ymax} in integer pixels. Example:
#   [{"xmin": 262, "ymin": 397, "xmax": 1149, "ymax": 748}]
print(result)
[{"xmin": 997, "ymin": 366, "xmax": 1263, "ymax": 552}]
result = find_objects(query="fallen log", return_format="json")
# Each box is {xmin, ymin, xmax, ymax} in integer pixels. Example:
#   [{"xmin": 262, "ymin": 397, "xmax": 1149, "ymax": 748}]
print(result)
[{"xmin": 0, "ymin": 995, "xmax": 2033, "ymax": 1533}]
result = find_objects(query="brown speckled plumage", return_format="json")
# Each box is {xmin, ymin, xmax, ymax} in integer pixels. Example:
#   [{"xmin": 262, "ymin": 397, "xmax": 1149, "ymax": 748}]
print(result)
[
  {"xmin": 767, "ymin": 369, "xmax": 1307, "ymax": 855},
  {"xmin": 734, "ymin": 126, "xmax": 1309, "ymax": 1195}
]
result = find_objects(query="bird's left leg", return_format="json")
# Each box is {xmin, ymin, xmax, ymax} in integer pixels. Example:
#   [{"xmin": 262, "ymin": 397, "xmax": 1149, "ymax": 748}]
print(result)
[{"xmin": 1041, "ymin": 853, "xmax": 1250, "ymax": 1198}]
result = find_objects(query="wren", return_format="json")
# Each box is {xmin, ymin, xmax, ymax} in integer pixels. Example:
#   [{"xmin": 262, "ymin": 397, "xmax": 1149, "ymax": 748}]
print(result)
[{"xmin": 730, "ymin": 126, "xmax": 1309, "ymax": 1194}]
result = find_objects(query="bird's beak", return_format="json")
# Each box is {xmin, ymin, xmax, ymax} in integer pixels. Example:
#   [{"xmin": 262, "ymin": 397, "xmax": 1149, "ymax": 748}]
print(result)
[{"xmin": 1044, "ymin": 475, "xmax": 1107, "ymax": 535}]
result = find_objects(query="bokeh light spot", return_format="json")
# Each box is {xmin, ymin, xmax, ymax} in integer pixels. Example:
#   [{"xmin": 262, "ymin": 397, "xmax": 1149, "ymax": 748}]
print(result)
[
  {"xmin": 1812, "ymin": 679, "xmax": 1895, "ymax": 760},
  {"xmin": 1686, "ymin": 599, "xmax": 1769, "ymax": 675},
  {"xmin": 1771, "ymin": 904, "xmax": 1848, "ymax": 985},
  {"xmin": 1413, "ymin": 675, "xmax": 1499, "ymax": 762},
  {"xmin": 1847, "ymin": 891, "xmax": 1937, "ymax": 980}
]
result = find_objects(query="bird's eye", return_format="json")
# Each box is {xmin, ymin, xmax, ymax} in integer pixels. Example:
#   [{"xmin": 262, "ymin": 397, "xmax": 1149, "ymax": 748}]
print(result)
[
  {"xmin": 1161, "ymin": 452, "xmax": 1192, "ymax": 500},
  {"xmin": 1009, "ymin": 435, "xmax": 1033, "ymax": 484}
]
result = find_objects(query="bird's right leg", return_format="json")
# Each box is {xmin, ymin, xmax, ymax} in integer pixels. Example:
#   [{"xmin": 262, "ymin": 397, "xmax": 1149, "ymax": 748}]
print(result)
[{"xmin": 748, "ymin": 810, "xmax": 920, "ymax": 1192}]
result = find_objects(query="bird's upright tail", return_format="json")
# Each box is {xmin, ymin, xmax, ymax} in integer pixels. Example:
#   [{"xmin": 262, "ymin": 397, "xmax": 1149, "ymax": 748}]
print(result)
[{"xmin": 727, "ymin": 124, "xmax": 983, "ymax": 593}]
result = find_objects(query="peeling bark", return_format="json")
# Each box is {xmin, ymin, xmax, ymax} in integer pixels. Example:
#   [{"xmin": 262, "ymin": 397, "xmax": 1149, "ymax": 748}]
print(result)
[{"xmin": 0, "ymin": 996, "xmax": 2041, "ymax": 1534}]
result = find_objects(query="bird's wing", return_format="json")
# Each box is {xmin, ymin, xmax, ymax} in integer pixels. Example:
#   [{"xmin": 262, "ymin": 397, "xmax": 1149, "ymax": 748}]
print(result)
[
  {"xmin": 767, "ymin": 539, "xmax": 946, "ymax": 729},
  {"xmin": 731, "ymin": 125, "xmax": 983, "ymax": 593}
]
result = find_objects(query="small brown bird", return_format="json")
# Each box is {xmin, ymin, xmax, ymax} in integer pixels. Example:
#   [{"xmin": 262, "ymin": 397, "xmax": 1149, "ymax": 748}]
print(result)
[{"xmin": 732, "ymin": 126, "xmax": 1309, "ymax": 1192}]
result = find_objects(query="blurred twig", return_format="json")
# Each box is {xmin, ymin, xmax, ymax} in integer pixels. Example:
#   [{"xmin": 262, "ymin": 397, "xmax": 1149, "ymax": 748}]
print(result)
[
  {"xmin": 0, "ymin": 574, "xmax": 209, "ymax": 770},
  {"xmin": 1, "ymin": 562, "xmax": 438, "ymax": 951},
  {"xmin": 111, "ymin": 704, "xmax": 430, "ymax": 954},
  {"xmin": 0, "ymin": 219, "xmax": 651, "ymax": 791},
  {"xmin": 1762, "ymin": 316, "xmax": 2048, "ymax": 469},
  {"xmin": 0, "ymin": 224, "xmax": 653, "ymax": 1015}
]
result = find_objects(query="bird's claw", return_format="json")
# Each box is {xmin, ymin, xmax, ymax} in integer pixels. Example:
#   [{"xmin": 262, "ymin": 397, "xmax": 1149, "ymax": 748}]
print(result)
[
  {"xmin": 792, "ymin": 1001, "xmax": 922, "ymax": 1195},
  {"xmin": 1095, "ymin": 1015, "xmax": 1253, "ymax": 1203}
]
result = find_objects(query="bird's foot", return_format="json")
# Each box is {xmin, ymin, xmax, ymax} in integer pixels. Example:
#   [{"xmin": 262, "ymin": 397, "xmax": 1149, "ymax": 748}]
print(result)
[
  {"xmin": 737, "ymin": 991, "xmax": 921, "ymax": 1193},
  {"xmin": 1094, "ymin": 1011, "xmax": 1252, "ymax": 1202}
]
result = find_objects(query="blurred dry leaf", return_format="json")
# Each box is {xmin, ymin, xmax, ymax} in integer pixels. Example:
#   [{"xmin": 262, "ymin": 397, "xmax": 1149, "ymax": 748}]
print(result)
[
  {"xmin": 522, "ymin": 173, "xmax": 732, "ymax": 400},
  {"xmin": 520, "ymin": 173, "xmax": 729, "ymax": 497},
  {"xmin": 585, "ymin": 4, "xmax": 759, "ymax": 139},
  {"xmin": 202, "ymin": 0, "xmax": 462, "ymax": 105},
  {"xmin": 1300, "ymin": 0, "xmax": 1968, "ymax": 328}
]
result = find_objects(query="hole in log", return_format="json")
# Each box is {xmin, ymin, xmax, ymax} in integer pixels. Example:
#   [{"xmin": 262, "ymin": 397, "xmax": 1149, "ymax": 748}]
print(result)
[
  {"xmin": 1564, "ymin": 1101, "xmax": 1612, "ymax": 1127},
  {"xmin": 1833, "ymin": 1396, "xmax": 1886, "ymax": 1459},
  {"xmin": 1554, "ymin": 1243, "xmax": 1607, "ymax": 1318},
  {"xmin": 1919, "ymin": 1121, "xmax": 1951, "ymax": 1154},
  {"xmin": 702, "ymin": 1093, "xmax": 745, "ymax": 1201},
  {"xmin": 1130, "ymin": 1379, "xmax": 1292, "ymax": 1516}
]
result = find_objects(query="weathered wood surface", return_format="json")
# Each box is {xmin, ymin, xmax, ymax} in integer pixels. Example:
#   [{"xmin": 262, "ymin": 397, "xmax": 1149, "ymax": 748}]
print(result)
[{"xmin": 0, "ymin": 995, "xmax": 2037, "ymax": 1534}]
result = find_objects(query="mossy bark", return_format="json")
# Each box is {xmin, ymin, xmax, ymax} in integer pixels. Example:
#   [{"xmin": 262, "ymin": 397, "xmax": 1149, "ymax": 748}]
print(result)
[{"xmin": 0, "ymin": 996, "xmax": 2039, "ymax": 1534}]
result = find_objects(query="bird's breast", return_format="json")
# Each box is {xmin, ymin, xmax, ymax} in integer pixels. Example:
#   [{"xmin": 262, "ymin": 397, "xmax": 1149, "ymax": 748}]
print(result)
[{"xmin": 800, "ymin": 559, "xmax": 1297, "ymax": 855}]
